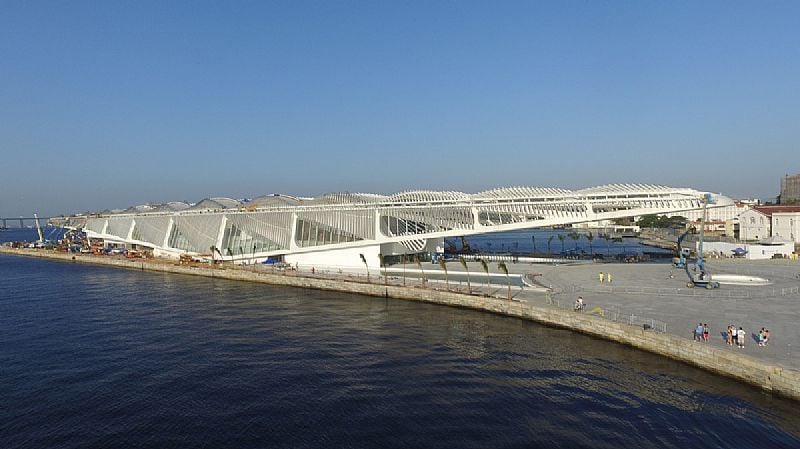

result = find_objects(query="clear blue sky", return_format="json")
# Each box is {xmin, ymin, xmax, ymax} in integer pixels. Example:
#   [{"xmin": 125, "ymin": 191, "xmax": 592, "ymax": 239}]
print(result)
[{"xmin": 1, "ymin": 1, "xmax": 798, "ymax": 217}]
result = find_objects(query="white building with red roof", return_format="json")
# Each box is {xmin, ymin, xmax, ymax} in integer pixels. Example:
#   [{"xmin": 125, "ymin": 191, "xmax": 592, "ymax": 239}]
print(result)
[{"xmin": 739, "ymin": 205, "xmax": 800, "ymax": 243}]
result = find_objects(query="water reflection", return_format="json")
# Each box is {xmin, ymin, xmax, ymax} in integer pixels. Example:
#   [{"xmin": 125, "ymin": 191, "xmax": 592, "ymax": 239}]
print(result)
[{"xmin": 1, "ymin": 254, "xmax": 798, "ymax": 449}]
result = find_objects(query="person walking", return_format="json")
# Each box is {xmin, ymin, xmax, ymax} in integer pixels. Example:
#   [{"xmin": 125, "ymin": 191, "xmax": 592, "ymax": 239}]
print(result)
[
  {"xmin": 599, "ymin": 272, "xmax": 605, "ymax": 283},
  {"xmin": 732, "ymin": 325, "xmax": 738, "ymax": 347},
  {"xmin": 607, "ymin": 273, "xmax": 613, "ymax": 283},
  {"xmin": 695, "ymin": 323, "xmax": 704, "ymax": 342},
  {"xmin": 727, "ymin": 325, "xmax": 733, "ymax": 346},
  {"xmin": 703, "ymin": 324, "xmax": 709, "ymax": 342},
  {"xmin": 737, "ymin": 327, "xmax": 746, "ymax": 348}
]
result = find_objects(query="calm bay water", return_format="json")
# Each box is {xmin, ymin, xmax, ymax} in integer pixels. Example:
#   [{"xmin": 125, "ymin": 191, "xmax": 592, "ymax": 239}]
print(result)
[{"xmin": 1, "ymin": 231, "xmax": 799, "ymax": 448}]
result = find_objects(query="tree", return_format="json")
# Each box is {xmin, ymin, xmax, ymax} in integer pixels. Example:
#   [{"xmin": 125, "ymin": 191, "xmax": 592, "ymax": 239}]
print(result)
[
  {"xmin": 438, "ymin": 257, "xmax": 448, "ymax": 290},
  {"xmin": 569, "ymin": 232, "xmax": 580, "ymax": 251},
  {"xmin": 557, "ymin": 234, "xmax": 566, "ymax": 254},
  {"xmin": 401, "ymin": 254, "xmax": 406, "ymax": 286},
  {"xmin": 497, "ymin": 261, "xmax": 511, "ymax": 300},
  {"xmin": 378, "ymin": 253, "xmax": 387, "ymax": 285},
  {"xmin": 415, "ymin": 255, "xmax": 426, "ymax": 286},
  {"xmin": 547, "ymin": 235, "xmax": 554, "ymax": 254},
  {"xmin": 586, "ymin": 232, "xmax": 594, "ymax": 256},
  {"xmin": 637, "ymin": 214, "xmax": 660, "ymax": 228},
  {"xmin": 637, "ymin": 214, "xmax": 687, "ymax": 229},
  {"xmin": 459, "ymin": 256, "xmax": 471, "ymax": 294},
  {"xmin": 210, "ymin": 245, "xmax": 217, "ymax": 265},
  {"xmin": 480, "ymin": 259, "xmax": 490, "ymax": 290}
]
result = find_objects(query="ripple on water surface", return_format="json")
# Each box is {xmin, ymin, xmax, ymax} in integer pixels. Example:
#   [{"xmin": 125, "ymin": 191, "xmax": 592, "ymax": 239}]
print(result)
[{"xmin": 1, "ymin": 254, "xmax": 799, "ymax": 449}]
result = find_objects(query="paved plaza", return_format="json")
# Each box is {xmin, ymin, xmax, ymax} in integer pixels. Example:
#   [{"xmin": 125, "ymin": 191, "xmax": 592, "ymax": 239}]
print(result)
[
  {"xmin": 386, "ymin": 257, "xmax": 800, "ymax": 370},
  {"xmin": 479, "ymin": 258, "xmax": 800, "ymax": 370}
]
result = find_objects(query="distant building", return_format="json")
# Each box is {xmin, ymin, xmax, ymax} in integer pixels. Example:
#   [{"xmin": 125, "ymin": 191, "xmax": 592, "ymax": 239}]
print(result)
[
  {"xmin": 772, "ymin": 211, "xmax": 800, "ymax": 243},
  {"xmin": 780, "ymin": 172, "xmax": 800, "ymax": 204},
  {"xmin": 669, "ymin": 199, "xmax": 756, "ymax": 237},
  {"xmin": 739, "ymin": 205, "xmax": 800, "ymax": 243}
]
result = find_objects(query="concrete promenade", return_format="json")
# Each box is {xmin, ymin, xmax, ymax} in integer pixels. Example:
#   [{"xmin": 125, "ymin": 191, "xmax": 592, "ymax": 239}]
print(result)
[
  {"xmin": 518, "ymin": 259, "xmax": 800, "ymax": 371},
  {"xmin": 2, "ymin": 246, "xmax": 800, "ymax": 401}
]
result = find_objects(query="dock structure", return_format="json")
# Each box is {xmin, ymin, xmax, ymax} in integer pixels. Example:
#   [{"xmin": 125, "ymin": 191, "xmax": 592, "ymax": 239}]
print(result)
[{"xmin": 69, "ymin": 184, "xmax": 732, "ymax": 269}]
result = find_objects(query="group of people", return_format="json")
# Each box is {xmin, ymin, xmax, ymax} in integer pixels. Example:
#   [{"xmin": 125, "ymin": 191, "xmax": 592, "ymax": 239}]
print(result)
[
  {"xmin": 722, "ymin": 324, "xmax": 770, "ymax": 348},
  {"xmin": 598, "ymin": 272, "xmax": 612, "ymax": 283},
  {"xmin": 574, "ymin": 296, "xmax": 585, "ymax": 311},
  {"xmin": 725, "ymin": 325, "xmax": 748, "ymax": 348},
  {"xmin": 694, "ymin": 323, "xmax": 772, "ymax": 348},
  {"xmin": 757, "ymin": 327, "xmax": 771, "ymax": 347},
  {"xmin": 694, "ymin": 323, "xmax": 709, "ymax": 342}
]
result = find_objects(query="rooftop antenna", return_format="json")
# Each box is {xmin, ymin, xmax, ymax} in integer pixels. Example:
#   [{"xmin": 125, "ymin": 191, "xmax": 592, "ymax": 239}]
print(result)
[{"xmin": 34, "ymin": 213, "xmax": 44, "ymax": 243}]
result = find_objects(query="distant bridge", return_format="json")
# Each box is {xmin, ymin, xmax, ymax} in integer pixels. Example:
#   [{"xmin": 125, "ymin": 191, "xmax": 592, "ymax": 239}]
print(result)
[{"xmin": 0, "ymin": 216, "xmax": 58, "ymax": 229}]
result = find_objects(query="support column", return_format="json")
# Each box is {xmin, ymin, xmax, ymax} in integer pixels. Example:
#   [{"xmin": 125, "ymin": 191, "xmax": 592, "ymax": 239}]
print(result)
[
  {"xmin": 216, "ymin": 215, "xmax": 227, "ymax": 260},
  {"xmin": 289, "ymin": 212, "xmax": 299, "ymax": 251},
  {"xmin": 471, "ymin": 206, "xmax": 481, "ymax": 231},
  {"xmin": 127, "ymin": 219, "xmax": 135, "ymax": 241},
  {"xmin": 162, "ymin": 218, "xmax": 173, "ymax": 249}
]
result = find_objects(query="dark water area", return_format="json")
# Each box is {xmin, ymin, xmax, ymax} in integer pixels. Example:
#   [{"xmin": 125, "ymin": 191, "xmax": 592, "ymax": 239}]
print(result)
[
  {"xmin": 2, "ymin": 254, "xmax": 799, "ymax": 449},
  {"xmin": 0, "ymin": 226, "xmax": 66, "ymax": 244},
  {"xmin": 448, "ymin": 229, "xmax": 671, "ymax": 258}
]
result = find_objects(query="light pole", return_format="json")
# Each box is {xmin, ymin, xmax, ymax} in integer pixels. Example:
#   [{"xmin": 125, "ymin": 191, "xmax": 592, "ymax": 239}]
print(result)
[{"xmin": 359, "ymin": 253, "xmax": 369, "ymax": 282}]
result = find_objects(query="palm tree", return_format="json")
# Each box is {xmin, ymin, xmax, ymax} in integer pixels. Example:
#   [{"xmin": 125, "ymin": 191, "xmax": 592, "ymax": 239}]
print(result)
[
  {"xmin": 569, "ymin": 232, "xmax": 580, "ymax": 251},
  {"xmin": 210, "ymin": 245, "xmax": 216, "ymax": 265},
  {"xmin": 497, "ymin": 261, "xmax": 511, "ymax": 300},
  {"xmin": 557, "ymin": 234, "xmax": 566, "ymax": 254},
  {"xmin": 459, "ymin": 256, "xmax": 471, "ymax": 294},
  {"xmin": 378, "ymin": 253, "xmax": 387, "ymax": 285},
  {"xmin": 547, "ymin": 235, "xmax": 554, "ymax": 254},
  {"xmin": 401, "ymin": 254, "xmax": 407, "ymax": 286},
  {"xmin": 438, "ymin": 257, "xmax": 449, "ymax": 290},
  {"xmin": 480, "ymin": 259, "xmax": 490, "ymax": 290},
  {"xmin": 415, "ymin": 255, "xmax": 426, "ymax": 286},
  {"xmin": 586, "ymin": 232, "xmax": 594, "ymax": 256}
]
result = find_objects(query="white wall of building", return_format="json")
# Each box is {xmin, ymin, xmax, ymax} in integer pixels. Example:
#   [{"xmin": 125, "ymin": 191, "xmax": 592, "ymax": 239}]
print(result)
[
  {"xmin": 285, "ymin": 244, "xmax": 382, "ymax": 272},
  {"xmin": 283, "ymin": 238, "xmax": 445, "ymax": 273},
  {"xmin": 698, "ymin": 241, "xmax": 794, "ymax": 260},
  {"xmin": 772, "ymin": 212, "xmax": 800, "ymax": 243},
  {"xmin": 738, "ymin": 209, "xmax": 770, "ymax": 242},
  {"xmin": 677, "ymin": 203, "xmax": 749, "ymax": 222}
]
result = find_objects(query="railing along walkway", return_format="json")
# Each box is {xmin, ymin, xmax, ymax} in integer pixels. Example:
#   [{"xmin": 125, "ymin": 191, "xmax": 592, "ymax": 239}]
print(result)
[{"xmin": 545, "ymin": 295, "xmax": 668, "ymax": 333}]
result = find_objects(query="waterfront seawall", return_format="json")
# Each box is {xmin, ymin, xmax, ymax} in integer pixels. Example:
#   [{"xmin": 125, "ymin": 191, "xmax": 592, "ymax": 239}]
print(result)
[{"xmin": 3, "ymin": 246, "xmax": 800, "ymax": 402}]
